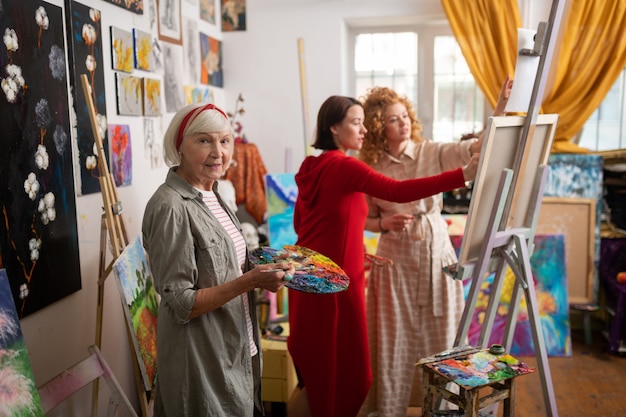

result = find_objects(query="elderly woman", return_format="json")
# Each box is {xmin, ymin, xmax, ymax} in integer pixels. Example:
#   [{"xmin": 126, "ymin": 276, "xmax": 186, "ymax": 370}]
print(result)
[{"xmin": 142, "ymin": 103, "xmax": 294, "ymax": 417}]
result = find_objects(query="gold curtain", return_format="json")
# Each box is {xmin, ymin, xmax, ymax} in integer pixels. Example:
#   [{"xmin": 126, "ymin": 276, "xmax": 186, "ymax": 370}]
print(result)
[
  {"xmin": 543, "ymin": 0, "xmax": 626, "ymax": 153},
  {"xmin": 441, "ymin": 0, "xmax": 521, "ymax": 108}
]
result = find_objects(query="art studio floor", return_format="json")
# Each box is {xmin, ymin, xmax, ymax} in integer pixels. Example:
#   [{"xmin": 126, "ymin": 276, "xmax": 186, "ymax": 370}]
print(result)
[{"xmin": 263, "ymin": 328, "xmax": 626, "ymax": 417}]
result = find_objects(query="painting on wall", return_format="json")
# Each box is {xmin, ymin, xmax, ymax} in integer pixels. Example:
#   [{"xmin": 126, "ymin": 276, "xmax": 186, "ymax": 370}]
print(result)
[
  {"xmin": 266, "ymin": 174, "xmax": 298, "ymax": 249},
  {"xmin": 112, "ymin": 237, "xmax": 158, "ymax": 391},
  {"xmin": 199, "ymin": 0, "xmax": 217, "ymax": 25},
  {"xmin": 162, "ymin": 42, "xmax": 185, "ymax": 113},
  {"xmin": 183, "ymin": 85, "xmax": 213, "ymax": 105},
  {"xmin": 0, "ymin": 0, "xmax": 82, "ymax": 318},
  {"xmin": 158, "ymin": 0, "xmax": 182, "ymax": 45},
  {"xmin": 142, "ymin": 77, "xmax": 162, "ymax": 116},
  {"xmin": 65, "ymin": 0, "xmax": 109, "ymax": 196},
  {"xmin": 221, "ymin": 0, "xmax": 246, "ymax": 31},
  {"xmin": 199, "ymin": 32, "xmax": 223, "ymax": 87},
  {"xmin": 0, "ymin": 269, "xmax": 43, "ymax": 416},
  {"xmin": 115, "ymin": 72, "xmax": 143, "ymax": 116},
  {"xmin": 110, "ymin": 26, "xmax": 134, "ymax": 72},
  {"xmin": 104, "ymin": 0, "xmax": 143, "ymax": 14},
  {"xmin": 449, "ymin": 232, "xmax": 572, "ymax": 357},
  {"xmin": 133, "ymin": 28, "xmax": 154, "ymax": 71},
  {"xmin": 108, "ymin": 124, "xmax": 133, "ymax": 187},
  {"xmin": 143, "ymin": 118, "xmax": 163, "ymax": 169},
  {"xmin": 182, "ymin": 17, "xmax": 200, "ymax": 85}
]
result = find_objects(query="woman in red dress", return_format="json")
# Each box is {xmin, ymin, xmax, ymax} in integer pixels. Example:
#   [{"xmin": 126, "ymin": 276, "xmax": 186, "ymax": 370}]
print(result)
[{"xmin": 287, "ymin": 95, "xmax": 479, "ymax": 417}]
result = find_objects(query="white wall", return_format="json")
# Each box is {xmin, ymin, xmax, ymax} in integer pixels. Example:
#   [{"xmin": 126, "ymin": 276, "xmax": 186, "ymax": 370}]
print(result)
[{"xmin": 17, "ymin": 0, "xmax": 552, "ymax": 415}]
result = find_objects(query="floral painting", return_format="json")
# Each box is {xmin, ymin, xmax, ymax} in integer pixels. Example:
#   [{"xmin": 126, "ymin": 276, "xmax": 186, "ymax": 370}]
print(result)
[
  {"xmin": 110, "ymin": 26, "xmax": 133, "ymax": 73},
  {"xmin": 65, "ymin": 1, "xmax": 109, "ymax": 196},
  {"xmin": 115, "ymin": 72, "xmax": 142, "ymax": 116},
  {"xmin": 0, "ymin": 0, "xmax": 82, "ymax": 318},
  {"xmin": 108, "ymin": 124, "xmax": 132, "ymax": 187},
  {"xmin": 112, "ymin": 237, "xmax": 158, "ymax": 391},
  {"xmin": 133, "ymin": 28, "xmax": 153, "ymax": 71},
  {"xmin": 0, "ymin": 269, "xmax": 43, "ymax": 416},
  {"xmin": 142, "ymin": 77, "xmax": 162, "ymax": 116}
]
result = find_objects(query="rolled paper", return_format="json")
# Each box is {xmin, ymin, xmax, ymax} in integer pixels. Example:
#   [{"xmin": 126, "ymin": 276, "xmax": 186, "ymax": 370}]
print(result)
[{"xmin": 505, "ymin": 28, "xmax": 540, "ymax": 113}]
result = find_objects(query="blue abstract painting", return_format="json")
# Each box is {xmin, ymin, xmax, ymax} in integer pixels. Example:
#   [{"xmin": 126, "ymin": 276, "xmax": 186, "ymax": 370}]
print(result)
[{"xmin": 266, "ymin": 173, "xmax": 298, "ymax": 249}]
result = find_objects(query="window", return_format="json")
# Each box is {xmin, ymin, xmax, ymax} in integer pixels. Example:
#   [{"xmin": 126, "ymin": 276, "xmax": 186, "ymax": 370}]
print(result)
[
  {"xmin": 352, "ymin": 25, "xmax": 487, "ymax": 142},
  {"xmin": 578, "ymin": 68, "xmax": 626, "ymax": 151}
]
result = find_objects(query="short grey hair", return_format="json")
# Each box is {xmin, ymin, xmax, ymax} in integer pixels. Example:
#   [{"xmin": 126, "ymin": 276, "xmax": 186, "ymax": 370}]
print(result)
[{"xmin": 163, "ymin": 103, "xmax": 234, "ymax": 167}]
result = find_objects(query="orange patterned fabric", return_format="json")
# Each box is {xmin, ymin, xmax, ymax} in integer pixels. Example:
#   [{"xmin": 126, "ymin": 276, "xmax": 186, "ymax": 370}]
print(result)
[{"xmin": 224, "ymin": 143, "xmax": 268, "ymax": 224}]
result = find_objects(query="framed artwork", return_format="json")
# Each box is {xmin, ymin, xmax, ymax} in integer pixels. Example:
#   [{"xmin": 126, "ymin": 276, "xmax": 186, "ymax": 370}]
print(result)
[
  {"xmin": 133, "ymin": 28, "xmax": 154, "ymax": 71},
  {"xmin": 458, "ymin": 114, "xmax": 559, "ymax": 270},
  {"xmin": 103, "ymin": 0, "xmax": 143, "ymax": 14},
  {"xmin": 0, "ymin": 269, "xmax": 43, "ymax": 415},
  {"xmin": 199, "ymin": 0, "xmax": 216, "ymax": 25},
  {"xmin": 110, "ymin": 26, "xmax": 134, "ymax": 72},
  {"xmin": 112, "ymin": 237, "xmax": 159, "ymax": 391},
  {"xmin": 536, "ymin": 197, "xmax": 596, "ymax": 304},
  {"xmin": 142, "ymin": 77, "xmax": 162, "ymax": 116},
  {"xmin": 221, "ymin": 0, "xmax": 246, "ymax": 31},
  {"xmin": 108, "ymin": 124, "xmax": 133, "ymax": 187},
  {"xmin": 199, "ymin": 32, "xmax": 223, "ymax": 87},
  {"xmin": 115, "ymin": 72, "xmax": 143, "ymax": 116},
  {"xmin": 266, "ymin": 173, "xmax": 298, "ymax": 249},
  {"xmin": 158, "ymin": 0, "xmax": 182, "ymax": 45},
  {"xmin": 0, "ymin": 0, "xmax": 82, "ymax": 318},
  {"xmin": 65, "ymin": 0, "xmax": 109, "ymax": 196}
]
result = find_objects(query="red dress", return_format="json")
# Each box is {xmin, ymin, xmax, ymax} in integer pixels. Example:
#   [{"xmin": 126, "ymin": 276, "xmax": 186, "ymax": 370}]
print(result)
[{"xmin": 288, "ymin": 150, "xmax": 465, "ymax": 417}]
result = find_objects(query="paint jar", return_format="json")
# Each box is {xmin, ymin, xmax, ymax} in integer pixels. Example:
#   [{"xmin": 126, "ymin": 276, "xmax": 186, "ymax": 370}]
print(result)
[{"xmin": 489, "ymin": 344, "xmax": 505, "ymax": 355}]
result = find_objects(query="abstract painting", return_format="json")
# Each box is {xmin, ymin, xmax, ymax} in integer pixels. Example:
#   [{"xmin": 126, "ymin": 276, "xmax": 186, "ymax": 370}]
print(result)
[
  {"xmin": 112, "ymin": 237, "xmax": 158, "ymax": 391},
  {"xmin": 108, "ymin": 124, "xmax": 133, "ymax": 187},
  {"xmin": 115, "ymin": 72, "xmax": 143, "ymax": 116},
  {"xmin": 0, "ymin": 0, "xmax": 82, "ymax": 318},
  {"xmin": 142, "ymin": 77, "xmax": 162, "ymax": 116},
  {"xmin": 65, "ymin": 0, "xmax": 109, "ymax": 196},
  {"xmin": 183, "ymin": 85, "xmax": 213, "ymax": 105},
  {"xmin": 110, "ymin": 26, "xmax": 134, "ymax": 73},
  {"xmin": 221, "ymin": 0, "xmax": 246, "ymax": 31},
  {"xmin": 133, "ymin": 28, "xmax": 153, "ymax": 71},
  {"xmin": 449, "ymin": 233, "xmax": 572, "ymax": 357},
  {"xmin": 103, "ymin": 0, "xmax": 143, "ymax": 14},
  {"xmin": 0, "ymin": 269, "xmax": 43, "ymax": 416},
  {"xmin": 199, "ymin": 32, "xmax": 223, "ymax": 87},
  {"xmin": 266, "ymin": 174, "xmax": 298, "ymax": 249}
]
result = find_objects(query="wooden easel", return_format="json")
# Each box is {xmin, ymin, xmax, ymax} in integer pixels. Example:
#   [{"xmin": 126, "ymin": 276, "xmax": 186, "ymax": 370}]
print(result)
[
  {"xmin": 450, "ymin": 1, "xmax": 567, "ymax": 416},
  {"xmin": 80, "ymin": 74, "xmax": 151, "ymax": 417}
]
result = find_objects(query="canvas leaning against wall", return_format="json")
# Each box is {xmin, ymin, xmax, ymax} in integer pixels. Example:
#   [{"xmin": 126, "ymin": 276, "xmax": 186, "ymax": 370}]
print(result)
[{"xmin": 0, "ymin": 0, "xmax": 82, "ymax": 318}]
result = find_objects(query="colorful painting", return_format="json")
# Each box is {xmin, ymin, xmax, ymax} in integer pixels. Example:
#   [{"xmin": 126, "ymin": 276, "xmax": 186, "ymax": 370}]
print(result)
[
  {"xmin": 199, "ymin": 32, "xmax": 223, "ymax": 87},
  {"xmin": 199, "ymin": 0, "xmax": 216, "ymax": 24},
  {"xmin": 103, "ymin": 0, "xmax": 143, "ymax": 15},
  {"xmin": 266, "ymin": 174, "xmax": 298, "ymax": 249},
  {"xmin": 133, "ymin": 28, "xmax": 153, "ymax": 71},
  {"xmin": 0, "ymin": 269, "xmax": 43, "ymax": 416},
  {"xmin": 142, "ymin": 77, "xmax": 162, "ymax": 116},
  {"xmin": 65, "ymin": 1, "xmax": 109, "ymax": 196},
  {"xmin": 424, "ymin": 349, "xmax": 535, "ymax": 389},
  {"xmin": 109, "ymin": 124, "xmax": 133, "ymax": 187},
  {"xmin": 221, "ymin": 0, "xmax": 246, "ymax": 31},
  {"xmin": 184, "ymin": 85, "xmax": 213, "ymax": 105},
  {"xmin": 450, "ymin": 233, "xmax": 572, "ymax": 357},
  {"xmin": 110, "ymin": 26, "xmax": 133, "ymax": 72},
  {"xmin": 0, "ymin": 0, "xmax": 82, "ymax": 318},
  {"xmin": 250, "ymin": 245, "xmax": 349, "ymax": 294},
  {"xmin": 115, "ymin": 72, "xmax": 143, "ymax": 116},
  {"xmin": 112, "ymin": 237, "xmax": 158, "ymax": 391}
]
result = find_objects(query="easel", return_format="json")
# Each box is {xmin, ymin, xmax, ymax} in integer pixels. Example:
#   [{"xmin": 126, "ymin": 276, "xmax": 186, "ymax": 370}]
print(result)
[
  {"xmin": 450, "ymin": 1, "xmax": 567, "ymax": 416},
  {"xmin": 80, "ymin": 74, "xmax": 151, "ymax": 417}
]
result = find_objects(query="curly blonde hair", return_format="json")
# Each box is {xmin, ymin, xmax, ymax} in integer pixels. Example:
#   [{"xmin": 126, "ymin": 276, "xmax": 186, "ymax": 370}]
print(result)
[{"xmin": 359, "ymin": 87, "xmax": 424, "ymax": 166}]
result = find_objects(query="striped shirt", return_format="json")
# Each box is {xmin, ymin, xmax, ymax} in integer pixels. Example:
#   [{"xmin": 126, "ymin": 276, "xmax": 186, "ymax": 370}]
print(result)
[{"xmin": 201, "ymin": 189, "xmax": 258, "ymax": 357}]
